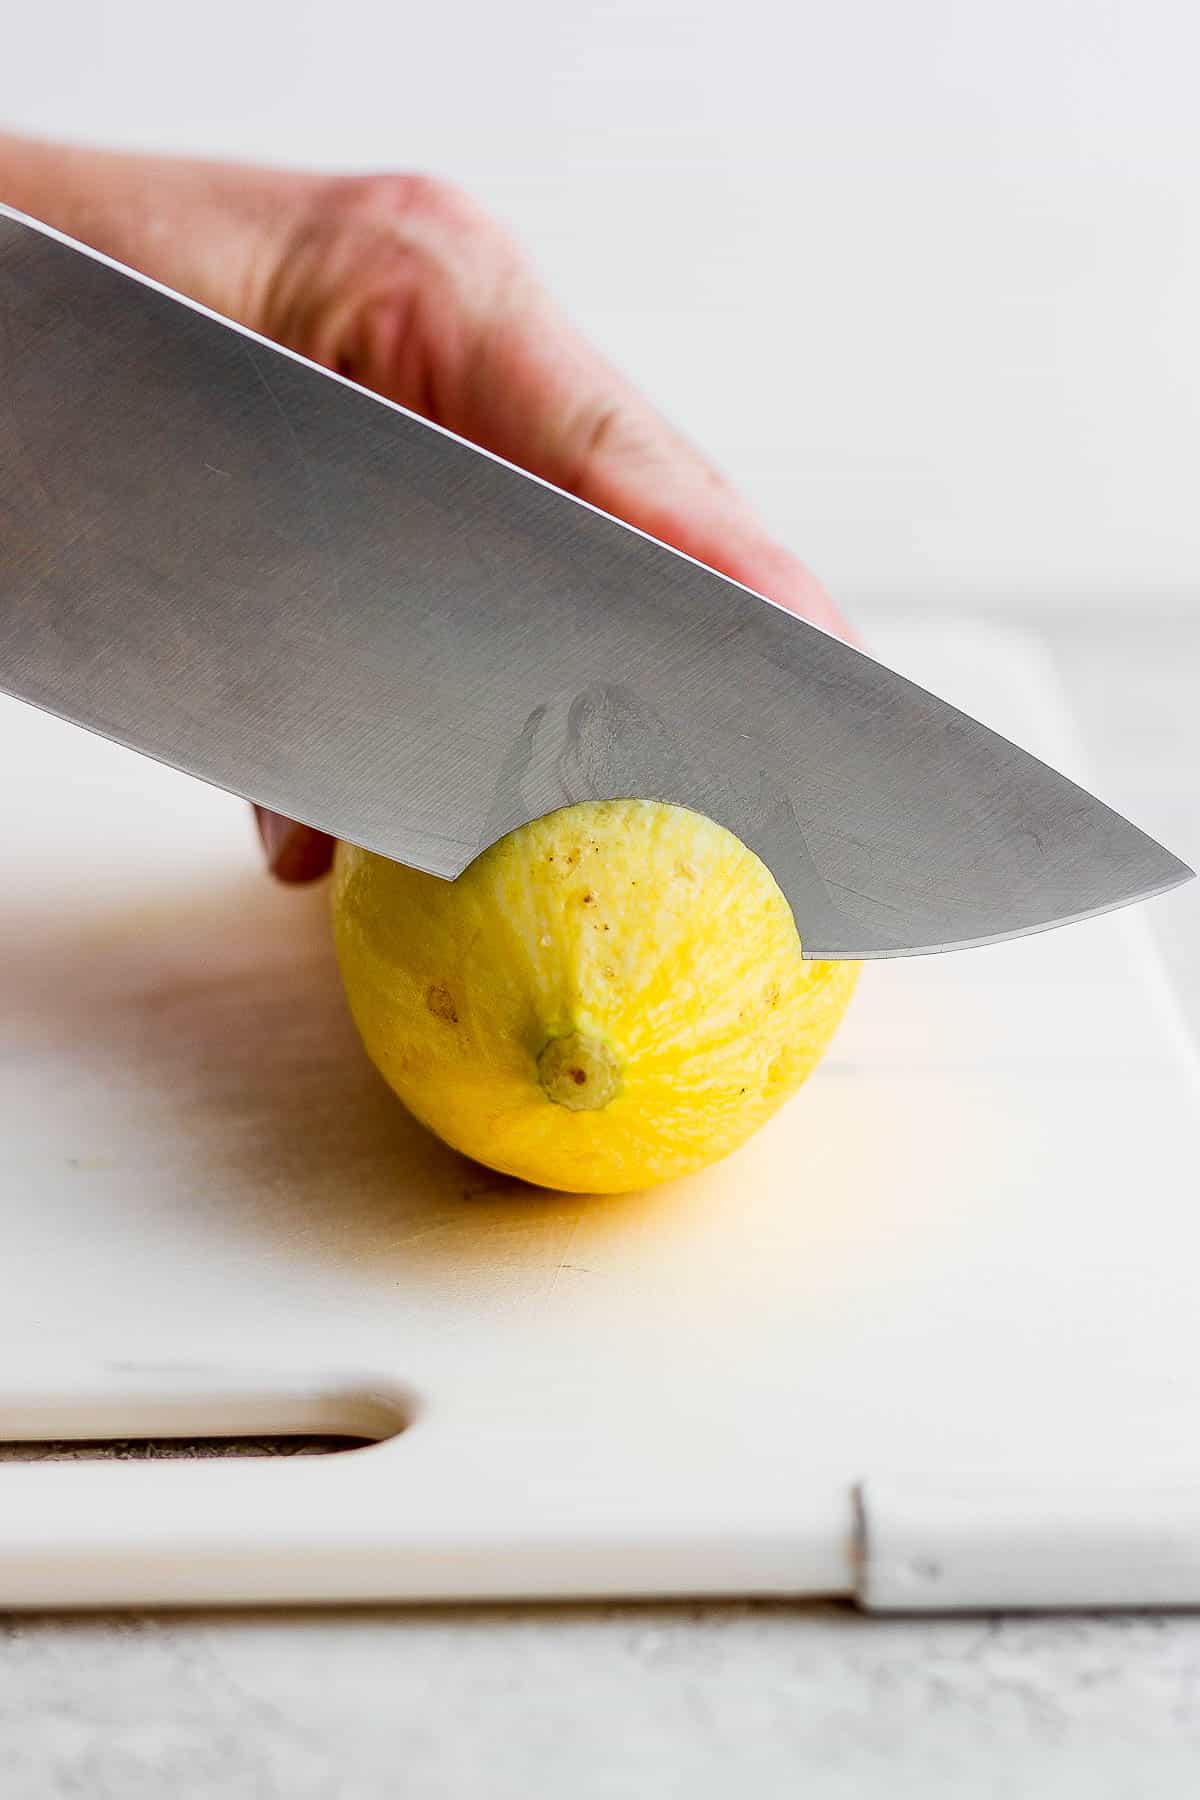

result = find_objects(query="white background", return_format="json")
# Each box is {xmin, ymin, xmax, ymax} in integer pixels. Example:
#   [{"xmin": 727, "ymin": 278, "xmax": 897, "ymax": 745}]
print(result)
[{"xmin": 3, "ymin": 0, "xmax": 1199, "ymax": 613}]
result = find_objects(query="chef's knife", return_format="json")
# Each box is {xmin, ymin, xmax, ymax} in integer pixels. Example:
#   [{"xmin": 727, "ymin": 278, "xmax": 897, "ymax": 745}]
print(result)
[{"xmin": 0, "ymin": 204, "xmax": 1191, "ymax": 957}]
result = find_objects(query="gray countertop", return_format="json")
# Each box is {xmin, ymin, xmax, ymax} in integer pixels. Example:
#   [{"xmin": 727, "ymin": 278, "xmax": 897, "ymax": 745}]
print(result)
[{"xmin": 3, "ymin": 607, "xmax": 1198, "ymax": 1800}]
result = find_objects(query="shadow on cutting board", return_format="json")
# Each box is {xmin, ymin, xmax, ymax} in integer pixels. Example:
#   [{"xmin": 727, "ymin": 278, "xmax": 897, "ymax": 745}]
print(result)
[{"xmin": 0, "ymin": 855, "xmax": 933, "ymax": 1337}]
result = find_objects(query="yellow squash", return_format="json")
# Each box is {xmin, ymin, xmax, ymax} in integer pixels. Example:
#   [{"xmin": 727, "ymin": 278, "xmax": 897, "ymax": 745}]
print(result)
[{"xmin": 332, "ymin": 799, "xmax": 859, "ymax": 1194}]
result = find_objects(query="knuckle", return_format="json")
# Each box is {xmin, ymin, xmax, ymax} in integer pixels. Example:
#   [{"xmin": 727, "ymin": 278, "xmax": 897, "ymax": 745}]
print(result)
[
  {"xmin": 278, "ymin": 168, "xmax": 527, "ymax": 412},
  {"xmin": 576, "ymin": 400, "xmax": 665, "ymax": 474},
  {"xmin": 579, "ymin": 404, "xmax": 630, "ymax": 465},
  {"xmin": 331, "ymin": 171, "xmax": 495, "ymax": 243}
]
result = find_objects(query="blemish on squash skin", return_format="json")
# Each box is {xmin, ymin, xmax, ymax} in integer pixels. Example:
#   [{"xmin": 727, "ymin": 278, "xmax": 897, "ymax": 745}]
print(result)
[{"xmin": 425, "ymin": 981, "xmax": 459, "ymax": 1025}]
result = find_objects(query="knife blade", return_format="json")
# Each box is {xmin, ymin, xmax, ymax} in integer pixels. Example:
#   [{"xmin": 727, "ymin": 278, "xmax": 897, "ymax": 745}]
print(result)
[{"xmin": 0, "ymin": 204, "xmax": 1191, "ymax": 957}]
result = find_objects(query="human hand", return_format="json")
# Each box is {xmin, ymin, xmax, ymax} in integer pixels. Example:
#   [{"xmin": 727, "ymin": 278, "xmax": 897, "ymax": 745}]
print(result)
[{"xmin": 0, "ymin": 134, "xmax": 849, "ymax": 881}]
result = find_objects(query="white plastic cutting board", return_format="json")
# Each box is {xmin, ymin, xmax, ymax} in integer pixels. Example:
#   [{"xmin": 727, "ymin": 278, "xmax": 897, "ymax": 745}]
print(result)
[{"xmin": 1, "ymin": 620, "xmax": 1197, "ymax": 1612}]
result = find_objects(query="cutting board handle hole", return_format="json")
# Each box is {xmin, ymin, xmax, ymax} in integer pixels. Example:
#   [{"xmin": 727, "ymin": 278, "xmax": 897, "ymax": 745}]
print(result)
[
  {"xmin": 0, "ymin": 1372, "xmax": 415, "ymax": 1453},
  {"xmin": 0, "ymin": 1433, "xmax": 374, "ymax": 1461}
]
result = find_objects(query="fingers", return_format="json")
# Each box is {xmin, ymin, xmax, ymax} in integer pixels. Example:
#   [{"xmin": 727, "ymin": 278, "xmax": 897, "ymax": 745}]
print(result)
[
  {"xmin": 253, "ymin": 808, "xmax": 335, "ymax": 883},
  {"xmin": 279, "ymin": 174, "xmax": 853, "ymax": 640},
  {"xmin": 464, "ymin": 291, "xmax": 851, "ymax": 638},
  {"xmin": 442, "ymin": 274, "xmax": 847, "ymax": 630}
]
